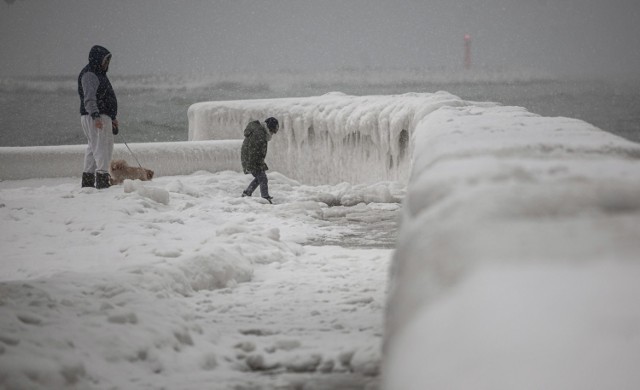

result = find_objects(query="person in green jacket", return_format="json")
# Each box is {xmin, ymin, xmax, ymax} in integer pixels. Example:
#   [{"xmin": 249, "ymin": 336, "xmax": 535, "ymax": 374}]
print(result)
[{"xmin": 241, "ymin": 117, "xmax": 279, "ymax": 203}]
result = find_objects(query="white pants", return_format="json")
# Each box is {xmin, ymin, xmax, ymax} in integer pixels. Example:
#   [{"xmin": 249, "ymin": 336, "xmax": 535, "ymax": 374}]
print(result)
[{"xmin": 81, "ymin": 115, "xmax": 114, "ymax": 173}]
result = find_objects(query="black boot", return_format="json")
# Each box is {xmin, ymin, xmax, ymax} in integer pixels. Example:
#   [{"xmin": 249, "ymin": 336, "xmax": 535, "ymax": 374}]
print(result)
[
  {"xmin": 95, "ymin": 172, "xmax": 111, "ymax": 189},
  {"xmin": 81, "ymin": 172, "xmax": 95, "ymax": 188}
]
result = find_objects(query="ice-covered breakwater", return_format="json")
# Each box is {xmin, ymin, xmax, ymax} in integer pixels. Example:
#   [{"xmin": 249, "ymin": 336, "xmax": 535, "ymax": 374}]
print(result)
[
  {"xmin": 383, "ymin": 104, "xmax": 640, "ymax": 389},
  {"xmin": 188, "ymin": 92, "xmax": 482, "ymax": 184},
  {"xmin": 3, "ymin": 92, "xmax": 477, "ymax": 183}
]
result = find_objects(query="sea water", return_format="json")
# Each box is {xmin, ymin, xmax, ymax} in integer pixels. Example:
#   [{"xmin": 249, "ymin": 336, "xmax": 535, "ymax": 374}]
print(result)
[{"xmin": 1, "ymin": 71, "xmax": 638, "ymax": 147}]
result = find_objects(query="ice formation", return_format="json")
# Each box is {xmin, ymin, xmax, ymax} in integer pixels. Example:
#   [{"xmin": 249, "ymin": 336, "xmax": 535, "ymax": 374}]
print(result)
[
  {"xmin": 3, "ymin": 92, "xmax": 475, "ymax": 183},
  {"xmin": 188, "ymin": 92, "xmax": 484, "ymax": 184}
]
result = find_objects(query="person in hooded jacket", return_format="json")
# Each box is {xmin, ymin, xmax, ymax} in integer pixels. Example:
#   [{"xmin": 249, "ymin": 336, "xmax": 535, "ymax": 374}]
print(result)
[
  {"xmin": 241, "ymin": 117, "xmax": 279, "ymax": 203},
  {"xmin": 78, "ymin": 45, "xmax": 119, "ymax": 189}
]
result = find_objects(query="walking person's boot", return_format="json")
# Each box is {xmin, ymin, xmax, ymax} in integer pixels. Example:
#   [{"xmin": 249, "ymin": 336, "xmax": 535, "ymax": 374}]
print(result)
[
  {"xmin": 81, "ymin": 172, "xmax": 95, "ymax": 188},
  {"xmin": 95, "ymin": 172, "xmax": 111, "ymax": 189}
]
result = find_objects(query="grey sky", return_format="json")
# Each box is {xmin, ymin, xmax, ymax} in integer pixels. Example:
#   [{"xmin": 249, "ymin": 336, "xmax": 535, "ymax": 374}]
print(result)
[{"xmin": 1, "ymin": 0, "xmax": 639, "ymax": 78}]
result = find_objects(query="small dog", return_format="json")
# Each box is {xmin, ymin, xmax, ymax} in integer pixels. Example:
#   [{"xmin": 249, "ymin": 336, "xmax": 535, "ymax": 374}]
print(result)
[{"xmin": 109, "ymin": 159, "xmax": 154, "ymax": 185}]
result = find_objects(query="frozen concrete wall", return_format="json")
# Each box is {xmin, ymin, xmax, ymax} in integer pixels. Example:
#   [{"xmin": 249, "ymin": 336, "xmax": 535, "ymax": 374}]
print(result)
[
  {"xmin": 383, "ymin": 104, "xmax": 640, "ymax": 389},
  {"xmin": 3, "ymin": 92, "xmax": 474, "ymax": 184},
  {"xmin": 0, "ymin": 140, "xmax": 241, "ymax": 180},
  {"xmin": 187, "ymin": 92, "xmax": 479, "ymax": 185}
]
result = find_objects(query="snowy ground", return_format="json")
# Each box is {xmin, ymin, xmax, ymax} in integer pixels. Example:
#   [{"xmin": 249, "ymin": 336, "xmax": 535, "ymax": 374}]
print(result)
[{"xmin": 0, "ymin": 171, "xmax": 403, "ymax": 390}]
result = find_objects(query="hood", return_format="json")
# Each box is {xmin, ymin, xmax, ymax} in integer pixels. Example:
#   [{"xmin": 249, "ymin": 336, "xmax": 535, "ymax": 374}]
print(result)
[
  {"xmin": 244, "ymin": 120, "xmax": 262, "ymax": 137},
  {"xmin": 88, "ymin": 45, "xmax": 112, "ymax": 74},
  {"xmin": 244, "ymin": 120, "xmax": 273, "ymax": 141}
]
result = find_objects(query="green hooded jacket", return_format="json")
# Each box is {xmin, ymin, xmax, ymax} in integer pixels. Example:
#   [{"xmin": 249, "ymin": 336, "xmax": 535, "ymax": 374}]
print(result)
[{"xmin": 241, "ymin": 120, "xmax": 270, "ymax": 174}]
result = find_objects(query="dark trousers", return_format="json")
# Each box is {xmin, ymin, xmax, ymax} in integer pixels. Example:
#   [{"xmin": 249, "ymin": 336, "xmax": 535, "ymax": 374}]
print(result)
[{"xmin": 245, "ymin": 171, "xmax": 269, "ymax": 198}]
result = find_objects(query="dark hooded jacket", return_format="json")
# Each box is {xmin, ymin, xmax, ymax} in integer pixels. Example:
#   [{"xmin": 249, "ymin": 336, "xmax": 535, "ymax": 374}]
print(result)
[
  {"xmin": 241, "ymin": 120, "xmax": 270, "ymax": 174},
  {"xmin": 78, "ymin": 45, "xmax": 118, "ymax": 119}
]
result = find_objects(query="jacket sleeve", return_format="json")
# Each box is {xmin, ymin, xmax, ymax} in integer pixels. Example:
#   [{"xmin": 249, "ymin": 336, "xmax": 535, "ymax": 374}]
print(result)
[
  {"xmin": 81, "ymin": 72, "xmax": 100, "ymax": 118},
  {"xmin": 258, "ymin": 133, "xmax": 268, "ymax": 161}
]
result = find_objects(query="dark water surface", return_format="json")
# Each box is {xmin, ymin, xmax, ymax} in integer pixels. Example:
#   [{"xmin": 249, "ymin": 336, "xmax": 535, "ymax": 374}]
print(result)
[{"xmin": 1, "ymin": 75, "xmax": 638, "ymax": 147}]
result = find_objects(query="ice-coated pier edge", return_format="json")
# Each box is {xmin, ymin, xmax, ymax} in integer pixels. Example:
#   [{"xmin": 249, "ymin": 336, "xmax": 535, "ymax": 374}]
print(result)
[{"xmin": 188, "ymin": 92, "xmax": 485, "ymax": 184}]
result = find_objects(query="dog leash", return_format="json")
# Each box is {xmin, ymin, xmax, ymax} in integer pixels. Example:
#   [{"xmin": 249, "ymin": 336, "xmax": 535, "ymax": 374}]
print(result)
[{"xmin": 117, "ymin": 132, "xmax": 143, "ymax": 169}]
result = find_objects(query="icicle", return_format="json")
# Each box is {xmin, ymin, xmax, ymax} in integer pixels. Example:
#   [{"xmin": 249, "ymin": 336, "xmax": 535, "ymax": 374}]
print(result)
[{"xmin": 187, "ymin": 93, "xmax": 474, "ymax": 184}]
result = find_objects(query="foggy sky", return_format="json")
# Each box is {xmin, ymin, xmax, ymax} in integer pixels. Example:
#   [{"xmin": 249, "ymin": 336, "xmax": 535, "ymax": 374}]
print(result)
[{"xmin": 1, "ymin": 0, "xmax": 639, "ymax": 78}]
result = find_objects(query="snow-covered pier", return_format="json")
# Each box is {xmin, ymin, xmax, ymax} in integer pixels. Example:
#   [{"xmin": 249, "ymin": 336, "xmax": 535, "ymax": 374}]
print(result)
[{"xmin": 1, "ymin": 92, "xmax": 639, "ymax": 389}]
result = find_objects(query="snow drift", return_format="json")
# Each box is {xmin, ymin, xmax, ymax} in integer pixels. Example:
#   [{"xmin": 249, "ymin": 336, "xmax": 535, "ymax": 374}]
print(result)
[{"xmin": 0, "ymin": 170, "xmax": 391, "ymax": 389}]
